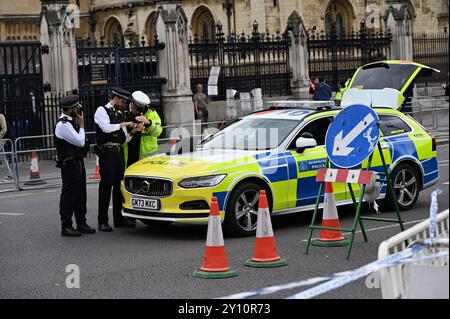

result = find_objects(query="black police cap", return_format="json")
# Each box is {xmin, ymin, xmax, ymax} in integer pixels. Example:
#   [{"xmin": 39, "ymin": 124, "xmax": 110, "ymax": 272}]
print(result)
[
  {"xmin": 111, "ymin": 87, "xmax": 132, "ymax": 101},
  {"xmin": 60, "ymin": 94, "xmax": 80, "ymax": 109}
]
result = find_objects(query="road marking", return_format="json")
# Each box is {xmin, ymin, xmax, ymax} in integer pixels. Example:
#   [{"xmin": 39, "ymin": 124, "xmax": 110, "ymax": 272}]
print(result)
[
  {"xmin": 0, "ymin": 184, "xmax": 98, "ymax": 200},
  {"xmin": 443, "ymin": 182, "xmax": 449, "ymax": 185},
  {"xmin": 0, "ymin": 212, "xmax": 24, "ymax": 216},
  {"xmin": 439, "ymin": 163, "xmax": 449, "ymax": 167},
  {"xmin": 301, "ymin": 218, "xmax": 426, "ymax": 242},
  {"xmin": 439, "ymin": 159, "xmax": 449, "ymax": 163}
]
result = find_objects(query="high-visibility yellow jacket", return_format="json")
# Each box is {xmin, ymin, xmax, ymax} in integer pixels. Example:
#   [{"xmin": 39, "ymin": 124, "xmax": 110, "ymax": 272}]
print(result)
[
  {"xmin": 123, "ymin": 108, "xmax": 162, "ymax": 166},
  {"xmin": 336, "ymin": 80, "xmax": 350, "ymax": 101}
]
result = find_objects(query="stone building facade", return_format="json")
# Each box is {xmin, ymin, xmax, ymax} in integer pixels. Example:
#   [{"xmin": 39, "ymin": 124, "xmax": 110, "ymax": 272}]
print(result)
[{"xmin": 0, "ymin": 1, "xmax": 448, "ymax": 43}]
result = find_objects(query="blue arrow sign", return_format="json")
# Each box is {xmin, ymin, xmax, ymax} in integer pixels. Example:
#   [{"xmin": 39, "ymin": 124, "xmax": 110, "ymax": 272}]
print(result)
[{"xmin": 325, "ymin": 104, "xmax": 380, "ymax": 168}]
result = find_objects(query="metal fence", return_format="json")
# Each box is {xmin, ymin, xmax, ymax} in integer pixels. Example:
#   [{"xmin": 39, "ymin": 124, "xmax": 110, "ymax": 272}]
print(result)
[
  {"xmin": 413, "ymin": 31, "xmax": 449, "ymax": 87},
  {"xmin": 0, "ymin": 120, "xmax": 231, "ymax": 193},
  {"xmin": 76, "ymin": 37, "xmax": 167, "ymax": 132},
  {"xmin": 1, "ymin": 41, "xmax": 44, "ymax": 140},
  {"xmin": 408, "ymin": 96, "xmax": 449, "ymax": 132},
  {"xmin": 307, "ymin": 23, "xmax": 392, "ymax": 91},
  {"xmin": 189, "ymin": 21, "xmax": 291, "ymax": 100}
]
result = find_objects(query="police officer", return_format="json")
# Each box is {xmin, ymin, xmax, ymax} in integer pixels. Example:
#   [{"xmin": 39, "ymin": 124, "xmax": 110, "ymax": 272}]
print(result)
[
  {"xmin": 94, "ymin": 87, "xmax": 135, "ymax": 231},
  {"xmin": 55, "ymin": 95, "xmax": 95, "ymax": 237},
  {"xmin": 123, "ymin": 91, "xmax": 163, "ymax": 167}
]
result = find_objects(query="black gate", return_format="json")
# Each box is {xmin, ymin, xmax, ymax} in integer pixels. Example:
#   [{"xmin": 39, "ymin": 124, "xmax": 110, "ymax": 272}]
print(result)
[
  {"xmin": 413, "ymin": 31, "xmax": 449, "ymax": 87},
  {"xmin": 76, "ymin": 37, "xmax": 166, "ymax": 132},
  {"xmin": 308, "ymin": 23, "xmax": 392, "ymax": 91},
  {"xmin": 0, "ymin": 41, "xmax": 44, "ymax": 139},
  {"xmin": 189, "ymin": 22, "xmax": 291, "ymax": 100}
]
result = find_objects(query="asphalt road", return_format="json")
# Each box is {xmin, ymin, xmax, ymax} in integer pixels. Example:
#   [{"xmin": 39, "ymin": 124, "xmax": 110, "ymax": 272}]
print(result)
[{"xmin": 0, "ymin": 145, "xmax": 448, "ymax": 299}]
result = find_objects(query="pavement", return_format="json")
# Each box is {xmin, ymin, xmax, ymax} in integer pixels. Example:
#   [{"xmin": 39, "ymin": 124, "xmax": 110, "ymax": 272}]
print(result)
[{"xmin": 0, "ymin": 145, "xmax": 448, "ymax": 299}]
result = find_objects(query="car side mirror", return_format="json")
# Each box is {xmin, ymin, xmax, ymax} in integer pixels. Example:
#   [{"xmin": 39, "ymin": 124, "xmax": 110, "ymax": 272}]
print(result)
[{"xmin": 295, "ymin": 137, "xmax": 317, "ymax": 153}]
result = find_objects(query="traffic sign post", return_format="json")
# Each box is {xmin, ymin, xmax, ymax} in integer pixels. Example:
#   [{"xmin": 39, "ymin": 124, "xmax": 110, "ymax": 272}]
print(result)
[{"xmin": 305, "ymin": 105, "xmax": 405, "ymax": 259}]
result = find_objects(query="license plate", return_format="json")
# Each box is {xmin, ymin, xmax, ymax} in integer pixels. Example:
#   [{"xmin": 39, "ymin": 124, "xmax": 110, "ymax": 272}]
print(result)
[{"xmin": 131, "ymin": 198, "xmax": 159, "ymax": 210}]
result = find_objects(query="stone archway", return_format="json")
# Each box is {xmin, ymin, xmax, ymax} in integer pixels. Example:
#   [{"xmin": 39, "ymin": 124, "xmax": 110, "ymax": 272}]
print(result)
[
  {"xmin": 323, "ymin": 0, "xmax": 355, "ymax": 34},
  {"xmin": 145, "ymin": 11, "xmax": 157, "ymax": 45},
  {"xmin": 191, "ymin": 5, "xmax": 215, "ymax": 41},
  {"xmin": 103, "ymin": 17, "xmax": 123, "ymax": 46}
]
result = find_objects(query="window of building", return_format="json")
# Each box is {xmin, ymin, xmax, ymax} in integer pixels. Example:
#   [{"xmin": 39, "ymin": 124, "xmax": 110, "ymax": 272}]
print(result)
[
  {"xmin": 324, "ymin": 0, "xmax": 353, "ymax": 35},
  {"xmin": 191, "ymin": 6, "xmax": 215, "ymax": 41},
  {"xmin": 104, "ymin": 17, "xmax": 123, "ymax": 46},
  {"xmin": 145, "ymin": 12, "xmax": 157, "ymax": 45}
]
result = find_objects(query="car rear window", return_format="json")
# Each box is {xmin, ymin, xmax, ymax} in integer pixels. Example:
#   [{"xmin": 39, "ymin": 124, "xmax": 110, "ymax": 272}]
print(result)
[
  {"xmin": 351, "ymin": 64, "xmax": 418, "ymax": 91},
  {"xmin": 379, "ymin": 115, "xmax": 412, "ymax": 136}
]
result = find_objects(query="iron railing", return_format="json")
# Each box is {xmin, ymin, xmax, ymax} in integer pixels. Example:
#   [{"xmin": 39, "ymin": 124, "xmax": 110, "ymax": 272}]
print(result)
[
  {"xmin": 76, "ymin": 36, "xmax": 166, "ymax": 131},
  {"xmin": 307, "ymin": 22, "xmax": 392, "ymax": 91},
  {"xmin": 189, "ymin": 21, "xmax": 291, "ymax": 100},
  {"xmin": 413, "ymin": 30, "xmax": 449, "ymax": 87}
]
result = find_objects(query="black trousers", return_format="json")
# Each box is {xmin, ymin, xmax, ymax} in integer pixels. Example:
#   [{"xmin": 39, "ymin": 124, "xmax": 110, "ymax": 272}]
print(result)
[
  {"xmin": 98, "ymin": 149, "xmax": 125, "ymax": 225},
  {"xmin": 59, "ymin": 159, "xmax": 87, "ymax": 229}
]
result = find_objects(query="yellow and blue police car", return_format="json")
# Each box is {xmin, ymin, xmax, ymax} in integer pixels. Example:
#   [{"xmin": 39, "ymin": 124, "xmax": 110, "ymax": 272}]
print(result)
[{"xmin": 121, "ymin": 92, "xmax": 438, "ymax": 236}]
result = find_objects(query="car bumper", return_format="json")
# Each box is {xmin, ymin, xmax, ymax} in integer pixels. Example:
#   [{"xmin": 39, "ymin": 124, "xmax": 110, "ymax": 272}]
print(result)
[
  {"xmin": 122, "ymin": 208, "xmax": 211, "ymax": 225},
  {"xmin": 121, "ymin": 182, "xmax": 226, "ymax": 224}
]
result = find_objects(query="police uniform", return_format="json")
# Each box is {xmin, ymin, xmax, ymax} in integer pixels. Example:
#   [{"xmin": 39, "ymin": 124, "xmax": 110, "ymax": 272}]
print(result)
[
  {"xmin": 55, "ymin": 95, "xmax": 95, "ymax": 237},
  {"xmin": 123, "ymin": 91, "xmax": 163, "ymax": 167},
  {"xmin": 94, "ymin": 87, "xmax": 134, "ymax": 231}
]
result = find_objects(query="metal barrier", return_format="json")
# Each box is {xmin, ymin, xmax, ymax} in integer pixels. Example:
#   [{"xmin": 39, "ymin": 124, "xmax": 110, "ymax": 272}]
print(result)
[
  {"xmin": 0, "ymin": 138, "xmax": 17, "ymax": 193},
  {"xmin": 408, "ymin": 96, "xmax": 449, "ymax": 131},
  {"xmin": 2, "ymin": 119, "xmax": 232, "ymax": 193},
  {"xmin": 13, "ymin": 132, "xmax": 98, "ymax": 190},
  {"xmin": 377, "ymin": 209, "xmax": 449, "ymax": 299}
]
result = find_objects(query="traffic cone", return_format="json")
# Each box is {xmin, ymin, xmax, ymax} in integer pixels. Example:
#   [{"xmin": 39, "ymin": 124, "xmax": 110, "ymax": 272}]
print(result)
[
  {"xmin": 169, "ymin": 137, "xmax": 178, "ymax": 154},
  {"xmin": 24, "ymin": 151, "xmax": 47, "ymax": 186},
  {"xmin": 245, "ymin": 190, "xmax": 287, "ymax": 268},
  {"xmin": 89, "ymin": 156, "xmax": 101, "ymax": 180},
  {"xmin": 193, "ymin": 197, "xmax": 238, "ymax": 279},
  {"xmin": 311, "ymin": 182, "xmax": 349, "ymax": 247}
]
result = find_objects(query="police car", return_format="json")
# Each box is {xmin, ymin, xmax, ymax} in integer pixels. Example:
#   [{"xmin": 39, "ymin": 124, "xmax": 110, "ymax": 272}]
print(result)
[{"xmin": 121, "ymin": 90, "xmax": 438, "ymax": 236}]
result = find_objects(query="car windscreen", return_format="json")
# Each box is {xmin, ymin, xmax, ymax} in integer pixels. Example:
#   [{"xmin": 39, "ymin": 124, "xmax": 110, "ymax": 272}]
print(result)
[
  {"xmin": 351, "ymin": 64, "xmax": 418, "ymax": 91},
  {"xmin": 201, "ymin": 118, "xmax": 300, "ymax": 150}
]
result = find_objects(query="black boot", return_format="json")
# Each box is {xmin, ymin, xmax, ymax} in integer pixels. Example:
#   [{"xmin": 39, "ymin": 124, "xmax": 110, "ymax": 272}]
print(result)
[
  {"xmin": 62, "ymin": 226, "xmax": 82, "ymax": 237},
  {"xmin": 98, "ymin": 223, "xmax": 113, "ymax": 232},
  {"xmin": 77, "ymin": 223, "xmax": 96, "ymax": 234}
]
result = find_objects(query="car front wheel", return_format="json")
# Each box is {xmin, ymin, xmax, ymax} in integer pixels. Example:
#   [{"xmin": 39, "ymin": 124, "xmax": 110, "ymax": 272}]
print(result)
[{"xmin": 223, "ymin": 182, "xmax": 264, "ymax": 237}]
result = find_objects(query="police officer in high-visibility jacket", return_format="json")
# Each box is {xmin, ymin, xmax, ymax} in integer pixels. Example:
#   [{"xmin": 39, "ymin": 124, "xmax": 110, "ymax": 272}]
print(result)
[{"xmin": 123, "ymin": 91, "xmax": 163, "ymax": 167}]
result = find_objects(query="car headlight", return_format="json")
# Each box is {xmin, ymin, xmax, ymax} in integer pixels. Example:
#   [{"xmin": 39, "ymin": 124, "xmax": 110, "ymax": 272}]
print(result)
[{"xmin": 178, "ymin": 175, "xmax": 227, "ymax": 188}]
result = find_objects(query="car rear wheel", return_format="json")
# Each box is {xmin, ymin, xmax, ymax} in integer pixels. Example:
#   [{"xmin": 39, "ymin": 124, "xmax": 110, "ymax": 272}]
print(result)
[
  {"xmin": 381, "ymin": 163, "xmax": 420, "ymax": 211},
  {"xmin": 223, "ymin": 182, "xmax": 265, "ymax": 237}
]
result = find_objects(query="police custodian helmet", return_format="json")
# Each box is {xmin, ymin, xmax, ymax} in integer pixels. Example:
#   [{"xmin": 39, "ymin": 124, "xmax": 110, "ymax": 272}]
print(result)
[
  {"xmin": 131, "ymin": 91, "xmax": 151, "ymax": 111},
  {"xmin": 60, "ymin": 95, "xmax": 80, "ymax": 109}
]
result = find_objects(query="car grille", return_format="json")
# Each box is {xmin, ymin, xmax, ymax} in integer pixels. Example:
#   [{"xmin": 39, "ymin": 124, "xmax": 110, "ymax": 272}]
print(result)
[{"xmin": 124, "ymin": 177, "xmax": 172, "ymax": 197}]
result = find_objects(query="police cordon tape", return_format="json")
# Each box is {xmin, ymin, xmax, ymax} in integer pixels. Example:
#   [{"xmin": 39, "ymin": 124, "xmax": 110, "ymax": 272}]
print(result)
[
  {"xmin": 219, "ymin": 244, "xmax": 448, "ymax": 299},
  {"xmin": 220, "ymin": 190, "xmax": 447, "ymax": 299}
]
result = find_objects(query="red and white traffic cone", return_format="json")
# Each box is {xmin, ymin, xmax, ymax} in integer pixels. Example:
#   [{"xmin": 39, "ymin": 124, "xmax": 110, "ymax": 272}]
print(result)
[
  {"xmin": 193, "ymin": 196, "xmax": 238, "ymax": 279},
  {"xmin": 245, "ymin": 190, "xmax": 287, "ymax": 268},
  {"xmin": 169, "ymin": 137, "xmax": 178, "ymax": 154},
  {"xmin": 24, "ymin": 151, "xmax": 47, "ymax": 186},
  {"xmin": 312, "ymin": 182, "xmax": 349, "ymax": 247},
  {"xmin": 89, "ymin": 155, "xmax": 101, "ymax": 180}
]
